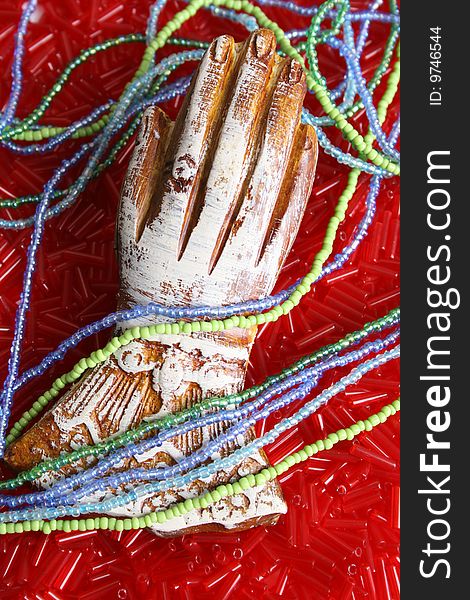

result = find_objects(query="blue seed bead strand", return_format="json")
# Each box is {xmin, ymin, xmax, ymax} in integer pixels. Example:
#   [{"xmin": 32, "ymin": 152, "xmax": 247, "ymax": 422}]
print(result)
[
  {"xmin": 208, "ymin": 5, "xmax": 259, "ymax": 31},
  {"xmin": 328, "ymin": 0, "xmax": 384, "ymax": 104},
  {"xmin": 0, "ymin": 0, "xmax": 38, "ymax": 130},
  {"xmin": 327, "ymin": 36, "xmax": 399, "ymax": 161},
  {"xmin": 308, "ymin": 122, "xmax": 393, "ymax": 176},
  {"xmin": 2, "ymin": 102, "xmax": 113, "ymax": 156},
  {"xmin": 254, "ymin": 0, "xmax": 318, "ymax": 17},
  {"xmin": 146, "ymin": 0, "xmax": 170, "ymax": 44},
  {"xmin": 0, "ymin": 142, "xmax": 93, "ymax": 454}
]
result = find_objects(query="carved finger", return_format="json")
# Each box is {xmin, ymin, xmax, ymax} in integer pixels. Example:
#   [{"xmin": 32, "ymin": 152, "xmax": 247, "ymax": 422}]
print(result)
[
  {"xmin": 146, "ymin": 34, "xmax": 237, "ymax": 253},
  {"xmin": 118, "ymin": 106, "xmax": 172, "ymax": 246},
  {"xmin": 256, "ymin": 122, "xmax": 318, "ymax": 267}
]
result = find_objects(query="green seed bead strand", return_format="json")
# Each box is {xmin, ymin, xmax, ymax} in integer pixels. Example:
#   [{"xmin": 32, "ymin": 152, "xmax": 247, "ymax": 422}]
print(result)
[
  {"xmin": 358, "ymin": 44, "xmax": 400, "ymax": 168},
  {"xmin": 306, "ymin": 0, "xmax": 349, "ymax": 88},
  {"xmin": 166, "ymin": 37, "xmax": 210, "ymax": 50},
  {"xmin": 8, "ymin": 37, "xmax": 209, "ymax": 144},
  {"xmin": 0, "ymin": 190, "xmax": 64, "ymax": 209},
  {"xmin": 0, "ymin": 34, "xmax": 145, "ymax": 143},
  {"xmin": 0, "ymin": 399, "xmax": 400, "ymax": 535},
  {"xmin": 2, "ymin": 308, "xmax": 399, "ymax": 488},
  {"xmin": 0, "ymin": 55, "xmax": 186, "ymax": 209}
]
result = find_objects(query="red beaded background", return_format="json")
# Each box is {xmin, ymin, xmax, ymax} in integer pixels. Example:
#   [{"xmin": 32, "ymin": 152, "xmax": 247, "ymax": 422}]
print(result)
[{"xmin": 0, "ymin": 1, "xmax": 400, "ymax": 598}]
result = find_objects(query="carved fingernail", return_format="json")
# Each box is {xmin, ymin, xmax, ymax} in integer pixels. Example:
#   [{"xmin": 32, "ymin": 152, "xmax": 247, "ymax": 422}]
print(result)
[
  {"xmin": 279, "ymin": 58, "xmax": 303, "ymax": 84},
  {"xmin": 253, "ymin": 29, "xmax": 275, "ymax": 58},
  {"xmin": 287, "ymin": 59, "xmax": 303, "ymax": 84},
  {"xmin": 212, "ymin": 35, "xmax": 232, "ymax": 63}
]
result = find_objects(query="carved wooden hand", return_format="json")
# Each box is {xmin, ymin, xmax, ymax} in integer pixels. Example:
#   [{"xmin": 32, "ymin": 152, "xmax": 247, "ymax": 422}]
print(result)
[{"xmin": 5, "ymin": 29, "xmax": 318, "ymax": 536}]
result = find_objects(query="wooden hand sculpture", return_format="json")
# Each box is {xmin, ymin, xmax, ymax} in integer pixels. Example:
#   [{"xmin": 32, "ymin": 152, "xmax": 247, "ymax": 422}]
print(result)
[{"xmin": 5, "ymin": 29, "xmax": 318, "ymax": 536}]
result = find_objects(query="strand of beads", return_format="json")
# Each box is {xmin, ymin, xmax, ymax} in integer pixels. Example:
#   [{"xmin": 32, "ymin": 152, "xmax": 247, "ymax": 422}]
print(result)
[
  {"xmin": 0, "ymin": 32, "xmax": 146, "ymax": 142},
  {"xmin": 326, "ymin": 36, "xmax": 399, "ymax": 160},
  {"xmin": 0, "ymin": 398, "xmax": 400, "ymax": 535},
  {"xmin": 146, "ymin": 0, "xmax": 169, "ymax": 44},
  {"xmin": 0, "ymin": 75, "xmax": 192, "ymax": 209},
  {"xmin": 0, "ymin": 346, "xmax": 399, "ymax": 523},
  {"xmin": 0, "ymin": 0, "xmax": 38, "ymax": 129},
  {"xmin": 0, "ymin": 50, "xmax": 203, "ymax": 226},
  {"xmin": 1, "ymin": 307, "xmax": 399, "ymax": 489}
]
